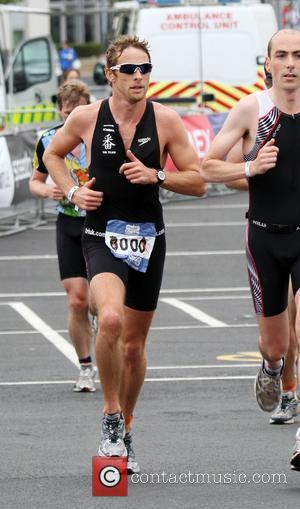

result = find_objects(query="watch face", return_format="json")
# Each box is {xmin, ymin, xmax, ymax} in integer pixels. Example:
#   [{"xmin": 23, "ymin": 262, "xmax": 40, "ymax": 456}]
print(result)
[{"xmin": 157, "ymin": 170, "xmax": 165, "ymax": 182}]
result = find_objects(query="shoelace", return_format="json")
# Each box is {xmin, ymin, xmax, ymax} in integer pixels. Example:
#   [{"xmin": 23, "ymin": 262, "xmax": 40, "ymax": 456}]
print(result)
[
  {"xmin": 280, "ymin": 395, "xmax": 290, "ymax": 410},
  {"xmin": 262, "ymin": 372, "xmax": 280, "ymax": 392},
  {"xmin": 79, "ymin": 367, "xmax": 93, "ymax": 380},
  {"xmin": 103, "ymin": 419, "xmax": 122, "ymax": 443}
]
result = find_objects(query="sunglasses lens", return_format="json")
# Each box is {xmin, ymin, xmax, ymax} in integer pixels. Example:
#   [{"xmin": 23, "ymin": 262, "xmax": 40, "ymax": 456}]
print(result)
[
  {"xmin": 140, "ymin": 63, "xmax": 152, "ymax": 74},
  {"xmin": 119, "ymin": 63, "xmax": 152, "ymax": 74},
  {"xmin": 119, "ymin": 64, "xmax": 136, "ymax": 74}
]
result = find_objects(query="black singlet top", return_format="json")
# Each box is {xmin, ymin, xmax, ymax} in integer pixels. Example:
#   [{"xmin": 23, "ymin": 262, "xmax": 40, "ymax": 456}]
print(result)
[
  {"xmin": 245, "ymin": 90, "xmax": 300, "ymax": 225},
  {"xmin": 84, "ymin": 99, "xmax": 164, "ymax": 237}
]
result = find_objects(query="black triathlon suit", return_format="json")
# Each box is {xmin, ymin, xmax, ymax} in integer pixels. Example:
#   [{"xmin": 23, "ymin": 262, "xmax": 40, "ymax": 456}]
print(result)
[
  {"xmin": 245, "ymin": 90, "xmax": 300, "ymax": 317},
  {"xmin": 33, "ymin": 124, "xmax": 88, "ymax": 281},
  {"xmin": 83, "ymin": 99, "xmax": 166, "ymax": 312}
]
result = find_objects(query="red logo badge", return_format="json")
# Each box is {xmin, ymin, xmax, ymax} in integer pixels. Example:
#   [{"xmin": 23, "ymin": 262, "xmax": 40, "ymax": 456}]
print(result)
[{"xmin": 92, "ymin": 457, "xmax": 128, "ymax": 496}]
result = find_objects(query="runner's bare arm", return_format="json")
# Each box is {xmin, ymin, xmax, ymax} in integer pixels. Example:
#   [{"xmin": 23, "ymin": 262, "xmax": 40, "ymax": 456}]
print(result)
[
  {"xmin": 202, "ymin": 97, "xmax": 279, "ymax": 182},
  {"xmin": 43, "ymin": 107, "xmax": 103, "ymax": 210},
  {"xmin": 119, "ymin": 106, "xmax": 207, "ymax": 197},
  {"xmin": 225, "ymin": 140, "xmax": 248, "ymax": 191},
  {"xmin": 160, "ymin": 108, "xmax": 207, "ymax": 196},
  {"xmin": 29, "ymin": 169, "xmax": 64, "ymax": 200}
]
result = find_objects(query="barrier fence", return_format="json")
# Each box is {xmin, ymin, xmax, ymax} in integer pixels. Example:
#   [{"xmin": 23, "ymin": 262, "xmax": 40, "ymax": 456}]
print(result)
[{"xmin": 0, "ymin": 109, "xmax": 232, "ymax": 236}]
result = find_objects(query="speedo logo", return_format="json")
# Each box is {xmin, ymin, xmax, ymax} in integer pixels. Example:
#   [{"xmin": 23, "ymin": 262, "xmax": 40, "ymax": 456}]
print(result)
[
  {"xmin": 138, "ymin": 137, "xmax": 151, "ymax": 146},
  {"xmin": 253, "ymin": 220, "xmax": 267, "ymax": 228},
  {"xmin": 272, "ymin": 124, "xmax": 281, "ymax": 138}
]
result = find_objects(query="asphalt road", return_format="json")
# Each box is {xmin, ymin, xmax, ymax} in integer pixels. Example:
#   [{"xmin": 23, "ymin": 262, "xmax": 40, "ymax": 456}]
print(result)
[{"xmin": 0, "ymin": 191, "xmax": 299, "ymax": 508}]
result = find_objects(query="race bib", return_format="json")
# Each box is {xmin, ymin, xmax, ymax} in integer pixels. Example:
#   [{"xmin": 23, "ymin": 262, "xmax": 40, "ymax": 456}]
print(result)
[{"xmin": 105, "ymin": 220, "xmax": 156, "ymax": 273}]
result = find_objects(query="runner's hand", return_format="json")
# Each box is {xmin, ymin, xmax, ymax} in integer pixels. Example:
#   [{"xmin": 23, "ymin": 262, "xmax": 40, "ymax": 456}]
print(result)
[
  {"xmin": 119, "ymin": 150, "xmax": 158, "ymax": 184},
  {"xmin": 251, "ymin": 139, "xmax": 279, "ymax": 176},
  {"xmin": 72, "ymin": 178, "xmax": 103, "ymax": 210},
  {"xmin": 47, "ymin": 184, "xmax": 64, "ymax": 201}
]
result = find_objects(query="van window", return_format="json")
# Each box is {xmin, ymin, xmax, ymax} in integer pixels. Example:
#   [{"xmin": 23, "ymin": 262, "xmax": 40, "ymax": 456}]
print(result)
[{"xmin": 13, "ymin": 38, "xmax": 51, "ymax": 93}]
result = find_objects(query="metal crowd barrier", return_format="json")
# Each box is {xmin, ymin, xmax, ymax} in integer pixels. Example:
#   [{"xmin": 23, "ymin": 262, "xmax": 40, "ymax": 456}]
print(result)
[{"xmin": 0, "ymin": 109, "xmax": 234, "ymax": 237}]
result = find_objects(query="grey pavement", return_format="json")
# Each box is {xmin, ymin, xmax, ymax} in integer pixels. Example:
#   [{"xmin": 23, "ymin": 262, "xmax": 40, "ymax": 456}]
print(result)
[{"xmin": 0, "ymin": 191, "xmax": 300, "ymax": 508}]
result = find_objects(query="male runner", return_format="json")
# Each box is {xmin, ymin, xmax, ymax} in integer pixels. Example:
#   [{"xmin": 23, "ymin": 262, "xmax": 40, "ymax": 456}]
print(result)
[
  {"xmin": 30, "ymin": 80, "xmax": 97, "ymax": 393},
  {"xmin": 201, "ymin": 29, "xmax": 300, "ymax": 469},
  {"xmin": 226, "ymin": 149, "xmax": 300, "ymax": 425},
  {"xmin": 43, "ymin": 35, "xmax": 207, "ymax": 473}
]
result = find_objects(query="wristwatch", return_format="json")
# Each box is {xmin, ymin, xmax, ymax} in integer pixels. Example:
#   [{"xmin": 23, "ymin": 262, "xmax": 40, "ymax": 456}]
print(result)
[
  {"xmin": 67, "ymin": 185, "xmax": 79, "ymax": 203},
  {"xmin": 156, "ymin": 169, "xmax": 166, "ymax": 185}
]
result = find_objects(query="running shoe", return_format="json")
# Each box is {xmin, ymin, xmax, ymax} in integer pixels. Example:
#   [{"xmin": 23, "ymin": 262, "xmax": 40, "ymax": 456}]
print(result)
[
  {"xmin": 73, "ymin": 364, "xmax": 97, "ymax": 393},
  {"xmin": 254, "ymin": 361, "xmax": 282, "ymax": 412},
  {"xmin": 98, "ymin": 413, "xmax": 127, "ymax": 457},
  {"xmin": 270, "ymin": 391, "xmax": 300, "ymax": 424},
  {"xmin": 124, "ymin": 432, "xmax": 140, "ymax": 474},
  {"xmin": 290, "ymin": 426, "xmax": 300, "ymax": 471}
]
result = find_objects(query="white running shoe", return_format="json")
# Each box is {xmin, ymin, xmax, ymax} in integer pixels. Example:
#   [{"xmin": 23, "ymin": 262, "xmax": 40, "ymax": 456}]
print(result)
[
  {"xmin": 73, "ymin": 364, "xmax": 97, "ymax": 392},
  {"xmin": 290, "ymin": 427, "xmax": 300, "ymax": 471},
  {"xmin": 98, "ymin": 414, "xmax": 127, "ymax": 457},
  {"xmin": 270, "ymin": 391, "xmax": 300, "ymax": 424},
  {"xmin": 124, "ymin": 432, "xmax": 140, "ymax": 474}
]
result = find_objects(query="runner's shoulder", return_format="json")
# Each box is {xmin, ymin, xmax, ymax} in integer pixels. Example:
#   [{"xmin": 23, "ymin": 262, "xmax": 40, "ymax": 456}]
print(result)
[{"xmin": 152, "ymin": 101, "xmax": 183, "ymax": 128}]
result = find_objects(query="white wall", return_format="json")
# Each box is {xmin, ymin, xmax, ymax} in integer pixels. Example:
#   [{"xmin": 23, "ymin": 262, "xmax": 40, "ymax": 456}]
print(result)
[{"xmin": 25, "ymin": 0, "xmax": 50, "ymax": 38}]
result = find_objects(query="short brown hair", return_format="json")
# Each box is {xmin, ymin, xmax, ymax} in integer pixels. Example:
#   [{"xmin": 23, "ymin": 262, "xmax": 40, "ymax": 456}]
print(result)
[
  {"xmin": 56, "ymin": 79, "xmax": 90, "ymax": 109},
  {"xmin": 267, "ymin": 28, "xmax": 300, "ymax": 57},
  {"xmin": 106, "ymin": 35, "xmax": 151, "ymax": 68}
]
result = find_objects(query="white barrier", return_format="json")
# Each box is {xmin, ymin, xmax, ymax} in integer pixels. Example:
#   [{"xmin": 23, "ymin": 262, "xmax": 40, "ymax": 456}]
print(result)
[
  {"xmin": 0, "ymin": 111, "xmax": 232, "ymax": 235},
  {"xmin": 0, "ymin": 124, "xmax": 55, "ymax": 236}
]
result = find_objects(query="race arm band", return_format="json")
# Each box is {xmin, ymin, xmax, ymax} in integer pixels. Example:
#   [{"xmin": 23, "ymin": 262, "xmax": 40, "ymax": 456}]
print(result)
[
  {"xmin": 245, "ymin": 161, "xmax": 252, "ymax": 178},
  {"xmin": 67, "ymin": 185, "xmax": 79, "ymax": 202}
]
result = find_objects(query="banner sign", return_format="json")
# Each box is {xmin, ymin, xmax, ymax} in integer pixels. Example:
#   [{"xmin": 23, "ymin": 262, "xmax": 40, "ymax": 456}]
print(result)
[
  {"xmin": 166, "ymin": 113, "xmax": 215, "ymax": 171},
  {"xmin": 0, "ymin": 129, "xmax": 37, "ymax": 207}
]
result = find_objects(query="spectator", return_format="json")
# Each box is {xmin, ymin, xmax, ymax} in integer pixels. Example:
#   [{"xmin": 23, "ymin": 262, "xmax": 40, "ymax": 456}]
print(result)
[
  {"xmin": 63, "ymin": 68, "xmax": 81, "ymax": 82},
  {"xmin": 59, "ymin": 41, "xmax": 80, "ymax": 72}
]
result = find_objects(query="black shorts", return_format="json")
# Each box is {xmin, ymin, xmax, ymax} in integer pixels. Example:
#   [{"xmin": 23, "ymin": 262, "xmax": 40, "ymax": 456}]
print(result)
[
  {"xmin": 56, "ymin": 213, "xmax": 87, "ymax": 280},
  {"xmin": 83, "ymin": 233, "xmax": 166, "ymax": 312},
  {"xmin": 246, "ymin": 224, "xmax": 300, "ymax": 317}
]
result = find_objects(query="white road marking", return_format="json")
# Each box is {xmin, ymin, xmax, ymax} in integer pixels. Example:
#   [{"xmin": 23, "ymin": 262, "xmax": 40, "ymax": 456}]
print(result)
[
  {"xmin": 165, "ymin": 221, "xmax": 245, "ymax": 227},
  {"xmin": 0, "ymin": 323, "xmax": 258, "ymax": 336},
  {"xmin": 0, "ymin": 250, "xmax": 244, "ymax": 261},
  {"xmin": 0, "ymin": 292, "xmax": 65, "ymax": 298},
  {"xmin": 0, "ymin": 287, "xmax": 250, "ymax": 298},
  {"xmin": 147, "ymin": 364, "xmax": 260, "ymax": 370},
  {"xmin": 161, "ymin": 298, "xmax": 227, "ymax": 327},
  {"xmin": 183, "ymin": 295, "xmax": 251, "ymax": 301},
  {"xmin": 0, "ymin": 254, "xmax": 57, "ymax": 261},
  {"xmin": 9, "ymin": 302, "xmax": 79, "ymax": 367},
  {"xmin": 0, "ymin": 375, "xmax": 255, "ymax": 386},
  {"xmin": 164, "ymin": 203, "xmax": 246, "ymax": 210},
  {"xmin": 35, "ymin": 219, "xmax": 246, "ymax": 230},
  {"xmin": 166, "ymin": 250, "xmax": 244, "ymax": 256}
]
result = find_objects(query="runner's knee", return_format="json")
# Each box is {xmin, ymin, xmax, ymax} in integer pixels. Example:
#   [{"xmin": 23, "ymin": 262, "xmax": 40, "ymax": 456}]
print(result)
[
  {"xmin": 122, "ymin": 341, "xmax": 144, "ymax": 365},
  {"xmin": 100, "ymin": 308, "xmax": 123, "ymax": 340}
]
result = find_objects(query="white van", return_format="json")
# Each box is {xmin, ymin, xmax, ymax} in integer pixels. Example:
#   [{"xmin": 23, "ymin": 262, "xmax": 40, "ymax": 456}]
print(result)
[
  {"xmin": 106, "ymin": 0, "xmax": 278, "ymax": 112},
  {"xmin": 0, "ymin": 4, "xmax": 60, "ymax": 127}
]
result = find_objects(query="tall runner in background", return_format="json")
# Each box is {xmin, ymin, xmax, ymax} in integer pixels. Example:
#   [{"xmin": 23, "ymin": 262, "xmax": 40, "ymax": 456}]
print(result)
[
  {"xmin": 225, "ymin": 66, "xmax": 300, "ymax": 426},
  {"xmin": 30, "ymin": 80, "xmax": 97, "ymax": 393},
  {"xmin": 202, "ymin": 29, "xmax": 300, "ymax": 471}
]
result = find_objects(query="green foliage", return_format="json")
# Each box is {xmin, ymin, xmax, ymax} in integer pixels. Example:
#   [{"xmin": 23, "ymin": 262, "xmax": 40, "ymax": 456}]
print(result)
[
  {"xmin": 0, "ymin": 0, "xmax": 18, "ymax": 4},
  {"xmin": 73, "ymin": 42, "xmax": 102, "ymax": 58}
]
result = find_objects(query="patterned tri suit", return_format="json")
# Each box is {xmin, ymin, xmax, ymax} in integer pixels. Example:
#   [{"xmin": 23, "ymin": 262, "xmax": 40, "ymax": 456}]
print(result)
[
  {"xmin": 33, "ymin": 124, "xmax": 89, "ymax": 280},
  {"xmin": 246, "ymin": 90, "xmax": 300, "ymax": 317},
  {"xmin": 83, "ymin": 99, "xmax": 166, "ymax": 312}
]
